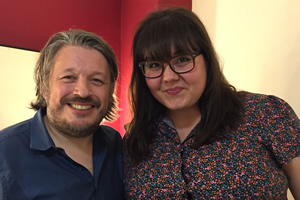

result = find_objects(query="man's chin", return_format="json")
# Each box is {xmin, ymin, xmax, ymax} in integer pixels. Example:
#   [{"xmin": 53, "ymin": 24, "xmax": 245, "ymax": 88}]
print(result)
[{"xmin": 53, "ymin": 119, "xmax": 100, "ymax": 138}]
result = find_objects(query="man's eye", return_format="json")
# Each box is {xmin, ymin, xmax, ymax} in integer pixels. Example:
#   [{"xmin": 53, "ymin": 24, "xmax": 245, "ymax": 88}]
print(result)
[
  {"xmin": 61, "ymin": 76, "xmax": 76, "ymax": 81},
  {"xmin": 92, "ymin": 78, "xmax": 101, "ymax": 82},
  {"xmin": 92, "ymin": 78, "xmax": 103, "ymax": 85}
]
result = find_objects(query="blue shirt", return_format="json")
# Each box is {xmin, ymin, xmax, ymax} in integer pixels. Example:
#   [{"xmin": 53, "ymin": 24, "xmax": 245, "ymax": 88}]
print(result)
[{"xmin": 0, "ymin": 109, "xmax": 124, "ymax": 200}]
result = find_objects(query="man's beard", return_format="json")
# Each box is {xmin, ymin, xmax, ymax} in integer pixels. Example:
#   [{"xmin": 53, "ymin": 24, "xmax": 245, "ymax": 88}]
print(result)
[{"xmin": 46, "ymin": 96, "xmax": 105, "ymax": 138}]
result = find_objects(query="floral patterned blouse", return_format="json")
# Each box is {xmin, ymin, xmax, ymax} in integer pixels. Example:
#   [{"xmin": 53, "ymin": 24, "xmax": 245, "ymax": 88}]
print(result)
[{"xmin": 123, "ymin": 92, "xmax": 300, "ymax": 199}]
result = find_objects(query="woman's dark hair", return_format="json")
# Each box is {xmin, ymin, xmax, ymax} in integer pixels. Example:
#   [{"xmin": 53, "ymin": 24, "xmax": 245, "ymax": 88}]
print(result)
[{"xmin": 125, "ymin": 7, "xmax": 243, "ymax": 163}]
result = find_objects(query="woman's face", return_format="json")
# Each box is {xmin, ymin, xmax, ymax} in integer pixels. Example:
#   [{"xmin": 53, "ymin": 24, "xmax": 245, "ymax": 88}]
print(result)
[{"xmin": 145, "ymin": 47, "xmax": 207, "ymax": 113}]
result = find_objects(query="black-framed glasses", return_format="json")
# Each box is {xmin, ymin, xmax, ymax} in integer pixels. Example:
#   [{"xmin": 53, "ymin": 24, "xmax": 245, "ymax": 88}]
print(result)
[{"xmin": 138, "ymin": 51, "xmax": 203, "ymax": 79}]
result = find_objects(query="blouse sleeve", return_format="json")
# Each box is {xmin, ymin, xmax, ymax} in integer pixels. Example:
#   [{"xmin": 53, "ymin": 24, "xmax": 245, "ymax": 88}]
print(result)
[{"xmin": 259, "ymin": 95, "xmax": 300, "ymax": 168}]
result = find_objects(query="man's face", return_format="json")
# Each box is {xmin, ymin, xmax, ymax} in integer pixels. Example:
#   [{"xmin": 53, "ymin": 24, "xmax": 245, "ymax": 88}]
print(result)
[{"xmin": 44, "ymin": 45, "xmax": 111, "ymax": 137}]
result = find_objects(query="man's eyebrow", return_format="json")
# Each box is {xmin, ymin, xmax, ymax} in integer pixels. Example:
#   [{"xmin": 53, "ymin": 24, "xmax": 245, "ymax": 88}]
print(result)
[
  {"xmin": 60, "ymin": 68, "xmax": 105, "ymax": 75},
  {"xmin": 92, "ymin": 71, "xmax": 105, "ymax": 76}
]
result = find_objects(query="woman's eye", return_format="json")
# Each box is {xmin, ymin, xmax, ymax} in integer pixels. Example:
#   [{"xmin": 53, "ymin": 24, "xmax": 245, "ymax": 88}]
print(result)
[
  {"xmin": 171, "ymin": 56, "xmax": 192, "ymax": 67},
  {"xmin": 177, "ymin": 56, "xmax": 190, "ymax": 63},
  {"xmin": 148, "ymin": 62, "xmax": 160, "ymax": 69}
]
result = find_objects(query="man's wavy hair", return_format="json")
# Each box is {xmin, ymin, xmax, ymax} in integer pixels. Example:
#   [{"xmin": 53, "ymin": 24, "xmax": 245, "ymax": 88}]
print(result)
[{"xmin": 30, "ymin": 29, "xmax": 119, "ymax": 121}]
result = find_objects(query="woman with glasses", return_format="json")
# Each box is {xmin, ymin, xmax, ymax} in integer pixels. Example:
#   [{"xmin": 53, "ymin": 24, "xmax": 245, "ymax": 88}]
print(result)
[{"xmin": 123, "ymin": 7, "xmax": 300, "ymax": 199}]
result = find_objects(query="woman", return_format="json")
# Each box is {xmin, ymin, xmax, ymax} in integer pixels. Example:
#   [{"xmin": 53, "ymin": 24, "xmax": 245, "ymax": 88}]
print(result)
[{"xmin": 123, "ymin": 7, "xmax": 300, "ymax": 199}]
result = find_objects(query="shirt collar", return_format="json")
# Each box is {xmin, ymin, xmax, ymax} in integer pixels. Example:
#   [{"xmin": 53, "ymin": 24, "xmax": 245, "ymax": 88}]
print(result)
[
  {"xmin": 162, "ymin": 115, "xmax": 176, "ymax": 128},
  {"xmin": 155, "ymin": 114, "xmax": 197, "ymax": 141},
  {"xmin": 30, "ymin": 108, "xmax": 55, "ymax": 151}
]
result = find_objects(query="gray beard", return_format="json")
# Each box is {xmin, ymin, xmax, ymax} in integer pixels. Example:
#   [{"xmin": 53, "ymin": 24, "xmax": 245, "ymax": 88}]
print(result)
[
  {"xmin": 44, "ymin": 95, "xmax": 104, "ymax": 138},
  {"xmin": 48, "ymin": 115, "xmax": 100, "ymax": 138}
]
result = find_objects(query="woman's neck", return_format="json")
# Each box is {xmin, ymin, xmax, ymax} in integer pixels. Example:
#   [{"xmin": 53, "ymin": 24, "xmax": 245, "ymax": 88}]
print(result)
[{"xmin": 167, "ymin": 106, "xmax": 201, "ymax": 142}]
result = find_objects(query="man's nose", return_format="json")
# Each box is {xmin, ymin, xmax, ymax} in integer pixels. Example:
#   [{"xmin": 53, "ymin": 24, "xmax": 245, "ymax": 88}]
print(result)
[{"xmin": 73, "ymin": 78, "xmax": 91, "ymax": 98}]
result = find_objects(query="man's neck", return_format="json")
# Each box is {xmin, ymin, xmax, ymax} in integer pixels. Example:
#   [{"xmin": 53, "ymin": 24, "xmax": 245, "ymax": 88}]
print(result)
[{"xmin": 43, "ymin": 115, "xmax": 94, "ymax": 175}]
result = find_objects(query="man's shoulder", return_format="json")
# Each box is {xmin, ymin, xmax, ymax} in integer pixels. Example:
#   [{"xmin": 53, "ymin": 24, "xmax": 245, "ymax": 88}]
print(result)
[
  {"xmin": 0, "ymin": 119, "xmax": 32, "ymax": 160},
  {"xmin": 0, "ymin": 119, "xmax": 32, "ymax": 143},
  {"xmin": 98, "ymin": 125, "xmax": 122, "ymax": 140},
  {"xmin": 93, "ymin": 125, "xmax": 123, "ymax": 157}
]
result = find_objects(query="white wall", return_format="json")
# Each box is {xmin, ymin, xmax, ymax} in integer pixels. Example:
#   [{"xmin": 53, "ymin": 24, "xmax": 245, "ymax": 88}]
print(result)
[
  {"xmin": 0, "ymin": 46, "xmax": 38, "ymax": 129},
  {"xmin": 192, "ymin": 1, "xmax": 299, "ymax": 199}
]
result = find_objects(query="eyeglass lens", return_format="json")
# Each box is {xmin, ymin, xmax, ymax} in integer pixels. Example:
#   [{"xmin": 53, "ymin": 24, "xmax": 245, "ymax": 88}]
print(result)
[{"xmin": 143, "ymin": 54, "xmax": 194, "ymax": 78}]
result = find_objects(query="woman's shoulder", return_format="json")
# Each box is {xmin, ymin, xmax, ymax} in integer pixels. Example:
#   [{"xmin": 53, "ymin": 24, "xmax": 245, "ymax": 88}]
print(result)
[
  {"xmin": 238, "ymin": 91, "xmax": 293, "ymax": 110},
  {"xmin": 238, "ymin": 91, "xmax": 298, "ymax": 125}
]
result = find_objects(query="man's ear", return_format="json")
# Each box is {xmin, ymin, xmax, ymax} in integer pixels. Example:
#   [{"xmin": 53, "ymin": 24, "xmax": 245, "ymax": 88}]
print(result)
[{"xmin": 41, "ymin": 87, "xmax": 49, "ymax": 102}]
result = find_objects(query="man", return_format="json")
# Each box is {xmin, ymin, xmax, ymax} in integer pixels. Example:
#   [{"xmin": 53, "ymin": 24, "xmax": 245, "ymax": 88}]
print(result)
[{"xmin": 0, "ymin": 29, "xmax": 124, "ymax": 199}]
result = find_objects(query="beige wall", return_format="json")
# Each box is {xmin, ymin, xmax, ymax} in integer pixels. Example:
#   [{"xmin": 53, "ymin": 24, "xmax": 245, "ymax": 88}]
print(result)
[
  {"xmin": 192, "ymin": 0, "xmax": 300, "ymax": 116},
  {"xmin": 0, "ymin": 46, "xmax": 37, "ymax": 129},
  {"xmin": 192, "ymin": 1, "xmax": 299, "ymax": 199}
]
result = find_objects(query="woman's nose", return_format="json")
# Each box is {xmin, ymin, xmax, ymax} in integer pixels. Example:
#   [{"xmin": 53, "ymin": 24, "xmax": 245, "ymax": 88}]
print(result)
[{"xmin": 162, "ymin": 64, "xmax": 179, "ymax": 82}]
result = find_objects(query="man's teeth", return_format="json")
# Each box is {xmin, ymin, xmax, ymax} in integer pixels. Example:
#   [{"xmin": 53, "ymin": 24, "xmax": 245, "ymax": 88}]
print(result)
[{"xmin": 70, "ymin": 104, "xmax": 92, "ymax": 110}]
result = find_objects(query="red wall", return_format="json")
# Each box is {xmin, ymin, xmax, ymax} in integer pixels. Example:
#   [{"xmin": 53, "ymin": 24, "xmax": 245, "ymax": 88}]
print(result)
[
  {"xmin": 0, "ymin": 0, "xmax": 121, "ymax": 53},
  {"xmin": 0, "ymin": 0, "xmax": 191, "ymax": 136}
]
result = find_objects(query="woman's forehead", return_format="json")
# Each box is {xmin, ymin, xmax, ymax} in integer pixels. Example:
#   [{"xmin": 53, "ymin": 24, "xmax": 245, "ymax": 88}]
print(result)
[{"xmin": 142, "ymin": 43, "xmax": 195, "ymax": 60}]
